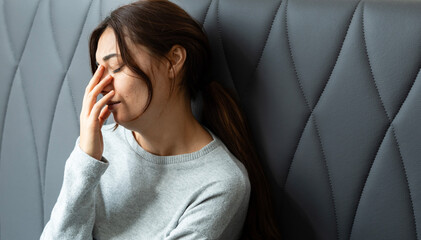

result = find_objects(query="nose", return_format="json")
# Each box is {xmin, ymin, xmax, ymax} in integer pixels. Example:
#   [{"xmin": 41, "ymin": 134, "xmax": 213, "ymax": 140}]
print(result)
[{"xmin": 100, "ymin": 75, "xmax": 114, "ymax": 96}]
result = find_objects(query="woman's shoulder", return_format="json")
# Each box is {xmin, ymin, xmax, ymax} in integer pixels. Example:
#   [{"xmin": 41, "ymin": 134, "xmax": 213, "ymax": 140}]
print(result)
[
  {"xmin": 196, "ymin": 140, "xmax": 251, "ymax": 210},
  {"xmin": 202, "ymin": 135, "xmax": 250, "ymax": 190}
]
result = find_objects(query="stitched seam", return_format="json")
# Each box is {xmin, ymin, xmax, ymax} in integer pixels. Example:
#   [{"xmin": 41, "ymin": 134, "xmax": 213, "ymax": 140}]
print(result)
[
  {"xmin": 252, "ymin": 0, "xmax": 283, "ymax": 77},
  {"xmin": 49, "ymin": 0, "xmax": 64, "ymax": 69},
  {"xmin": 348, "ymin": 124, "xmax": 388, "ymax": 239},
  {"xmin": 216, "ymin": 0, "xmax": 235, "ymax": 92},
  {"xmin": 361, "ymin": 4, "xmax": 390, "ymax": 121},
  {"xmin": 202, "ymin": 0, "xmax": 213, "ymax": 26},
  {"xmin": 1, "ymin": 0, "xmax": 16, "ymax": 61},
  {"xmin": 391, "ymin": 125, "xmax": 419, "ymax": 240},
  {"xmin": 0, "ymin": 0, "xmax": 43, "ymax": 227},
  {"xmin": 19, "ymin": 66, "xmax": 44, "ymax": 229},
  {"xmin": 69, "ymin": 78, "xmax": 80, "ymax": 129},
  {"xmin": 284, "ymin": 0, "xmax": 311, "ymax": 111},
  {"xmin": 44, "ymin": 0, "xmax": 95, "ymax": 197},
  {"xmin": 311, "ymin": 115, "xmax": 339, "ymax": 240},
  {"xmin": 349, "ymin": 3, "xmax": 420, "ymax": 239}
]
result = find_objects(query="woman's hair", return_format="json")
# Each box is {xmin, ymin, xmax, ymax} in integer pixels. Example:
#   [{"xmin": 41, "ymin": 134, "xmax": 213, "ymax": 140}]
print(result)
[{"xmin": 88, "ymin": 0, "xmax": 282, "ymax": 239}]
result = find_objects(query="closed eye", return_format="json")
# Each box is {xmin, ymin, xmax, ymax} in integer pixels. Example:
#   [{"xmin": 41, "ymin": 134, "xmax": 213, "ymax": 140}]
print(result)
[{"xmin": 113, "ymin": 65, "xmax": 124, "ymax": 73}]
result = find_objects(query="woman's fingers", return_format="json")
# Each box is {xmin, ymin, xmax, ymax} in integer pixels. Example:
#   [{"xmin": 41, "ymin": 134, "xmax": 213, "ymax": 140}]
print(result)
[
  {"xmin": 90, "ymin": 75, "xmax": 113, "ymax": 96},
  {"xmin": 90, "ymin": 90, "xmax": 115, "ymax": 122},
  {"xmin": 98, "ymin": 105, "xmax": 112, "ymax": 126},
  {"xmin": 85, "ymin": 65, "xmax": 105, "ymax": 95},
  {"xmin": 84, "ymin": 75, "xmax": 114, "ymax": 116},
  {"xmin": 82, "ymin": 65, "xmax": 105, "ymax": 116}
]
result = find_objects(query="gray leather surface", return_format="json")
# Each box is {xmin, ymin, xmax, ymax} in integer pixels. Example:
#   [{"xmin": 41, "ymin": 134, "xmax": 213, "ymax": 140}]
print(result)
[{"xmin": 1, "ymin": 0, "xmax": 421, "ymax": 239}]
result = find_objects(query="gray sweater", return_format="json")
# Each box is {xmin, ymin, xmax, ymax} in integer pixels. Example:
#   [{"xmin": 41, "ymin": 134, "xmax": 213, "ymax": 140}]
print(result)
[{"xmin": 40, "ymin": 123, "xmax": 251, "ymax": 240}]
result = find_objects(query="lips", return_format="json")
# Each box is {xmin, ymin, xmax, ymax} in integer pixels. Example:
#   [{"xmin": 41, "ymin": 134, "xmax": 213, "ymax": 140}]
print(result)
[
  {"xmin": 107, "ymin": 101, "xmax": 121, "ymax": 106},
  {"xmin": 107, "ymin": 101, "xmax": 120, "ymax": 111}
]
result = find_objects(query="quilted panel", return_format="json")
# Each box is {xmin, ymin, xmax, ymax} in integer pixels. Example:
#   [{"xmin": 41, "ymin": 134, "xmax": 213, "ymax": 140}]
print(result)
[
  {"xmin": 223, "ymin": 0, "xmax": 421, "ymax": 239},
  {"xmin": 1, "ymin": 0, "xmax": 421, "ymax": 239}
]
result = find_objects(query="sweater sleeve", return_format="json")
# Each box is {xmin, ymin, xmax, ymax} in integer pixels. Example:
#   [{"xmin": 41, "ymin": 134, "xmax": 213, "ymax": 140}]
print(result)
[
  {"xmin": 164, "ymin": 176, "xmax": 251, "ymax": 240},
  {"xmin": 40, "ymin": 137, "xmax": 109, "ymax": 240}
]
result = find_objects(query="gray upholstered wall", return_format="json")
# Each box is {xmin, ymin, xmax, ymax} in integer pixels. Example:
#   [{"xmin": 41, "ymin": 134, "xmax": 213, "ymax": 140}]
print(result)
[{"xmin": 1, "ymin": 0, "xmax": 421, "ymax": 239}]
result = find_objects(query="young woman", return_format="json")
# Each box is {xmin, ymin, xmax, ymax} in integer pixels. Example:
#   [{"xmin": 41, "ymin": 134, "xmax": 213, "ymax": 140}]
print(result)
[{"xmin": 40, "ymin": 0, "xmax": 281, "ymax": 239}]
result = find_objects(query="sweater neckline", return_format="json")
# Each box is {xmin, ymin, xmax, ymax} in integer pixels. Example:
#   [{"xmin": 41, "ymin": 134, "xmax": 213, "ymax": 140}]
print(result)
[{"xmin": 123, "ymin": 126, "xmax": 220, "ymax": 164}]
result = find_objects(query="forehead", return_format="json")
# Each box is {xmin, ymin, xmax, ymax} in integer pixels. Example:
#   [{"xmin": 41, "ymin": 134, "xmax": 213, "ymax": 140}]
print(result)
[{"xmin": 96, "ymin": 28, "xmax": 120, "ymax": 60}]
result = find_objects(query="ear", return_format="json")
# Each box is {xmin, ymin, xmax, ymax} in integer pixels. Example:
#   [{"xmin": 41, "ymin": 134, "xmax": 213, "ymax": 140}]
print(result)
[{"xmin": 167, "ymin": 45, "xmax": 186, "ymax": 80}]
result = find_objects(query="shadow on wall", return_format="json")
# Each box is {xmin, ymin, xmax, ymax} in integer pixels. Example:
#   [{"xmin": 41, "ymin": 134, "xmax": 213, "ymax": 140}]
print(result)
[{"xmin": 279, "ymin": 190, "xmax": 317, "ymax": 240}]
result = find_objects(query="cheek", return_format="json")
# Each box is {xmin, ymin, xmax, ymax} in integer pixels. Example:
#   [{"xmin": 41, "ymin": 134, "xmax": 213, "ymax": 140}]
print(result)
[
  {"xmin": 125, "ymin": 79, "xmax": 149, "ymax": 105},
  {"xmin": 132, "ymin": 85, "xmax": 147, "ymax": 102}
]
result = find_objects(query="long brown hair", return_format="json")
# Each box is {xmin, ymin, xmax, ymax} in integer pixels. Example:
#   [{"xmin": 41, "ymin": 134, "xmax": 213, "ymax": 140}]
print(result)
[{"xmin": 88, "ymin": 0, "xmax": 281, "ymax": 239}]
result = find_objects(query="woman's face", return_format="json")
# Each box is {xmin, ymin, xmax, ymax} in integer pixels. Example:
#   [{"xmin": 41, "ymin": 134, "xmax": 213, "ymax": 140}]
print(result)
[{"xmin": 95, "ymin": 27, "xmax": 172, "ymax": 126}]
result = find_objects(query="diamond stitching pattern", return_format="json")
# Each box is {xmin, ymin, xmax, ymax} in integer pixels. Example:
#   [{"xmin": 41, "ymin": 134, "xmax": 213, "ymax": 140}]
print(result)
[
  {"xmin": 283, "ymin": 0, "xmax": 358, "ymax": 238},
  {"xmin": 252, "ymin": 0, "xmax": 420, "ymax": 239},
  {"xmin": 44, "ymin": 0, "xmax": 95, "ymax": 192},
  {"xmin": 347, "ymin": 3, "xmax": 420, "ymax": 239},
  {"xmin": 0, "ymin": 0, "xmax": 42, "ymax": 162}
]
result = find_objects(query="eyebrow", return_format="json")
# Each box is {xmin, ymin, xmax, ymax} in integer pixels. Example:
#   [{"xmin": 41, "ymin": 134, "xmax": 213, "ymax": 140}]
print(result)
[{"xmin": 95, "ymin": 53, "xmax": 119, "ymax": 66}]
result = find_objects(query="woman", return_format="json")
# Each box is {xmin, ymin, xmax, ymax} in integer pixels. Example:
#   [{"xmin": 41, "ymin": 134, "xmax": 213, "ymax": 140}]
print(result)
[{"xmin": 40, "ymin": 0, "xmax": 281, "ymax": 239}]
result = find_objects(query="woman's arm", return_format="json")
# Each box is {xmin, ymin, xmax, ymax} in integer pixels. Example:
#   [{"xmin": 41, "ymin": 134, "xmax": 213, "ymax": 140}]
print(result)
[
  {"xmin": 40, "ymin": 137, "xmax": 109, "ymax": 240},
  {"xmin": 164, "ymin": 176, "xmax": 251, "ymax": 240}
]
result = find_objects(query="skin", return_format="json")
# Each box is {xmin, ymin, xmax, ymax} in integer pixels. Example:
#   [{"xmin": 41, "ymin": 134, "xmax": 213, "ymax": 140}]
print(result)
[{"xmin": 79, "ymin": 27, "xmax": 213, "ymax": 160}]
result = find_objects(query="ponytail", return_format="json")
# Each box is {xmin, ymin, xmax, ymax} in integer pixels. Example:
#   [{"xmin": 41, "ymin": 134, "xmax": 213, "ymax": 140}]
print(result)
[{"xmin": 201, "ymin": 81, "xmax": 282, "ymax": 240}]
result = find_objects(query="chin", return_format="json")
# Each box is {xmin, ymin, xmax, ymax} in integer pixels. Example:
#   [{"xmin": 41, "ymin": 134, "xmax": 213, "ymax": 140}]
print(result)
[
  {"xmin": 110, "ymin": 113, "xmax": 125, "ymax": 125},
  {"xmin": 111, "ymin": 112, "xmax": 142, "ymax": 129}
]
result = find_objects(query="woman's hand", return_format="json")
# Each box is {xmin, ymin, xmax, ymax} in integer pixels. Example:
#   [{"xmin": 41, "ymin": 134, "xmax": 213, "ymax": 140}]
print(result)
[{"xmin": 79, "ymin": 65, "xmax": 115, "ymax": 161}]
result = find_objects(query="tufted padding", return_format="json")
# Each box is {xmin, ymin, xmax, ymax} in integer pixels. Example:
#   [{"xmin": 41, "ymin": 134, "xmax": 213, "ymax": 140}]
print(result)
[{"xmin": 1, "ymin": 0, "xmax": 421, "ymax": 239}]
